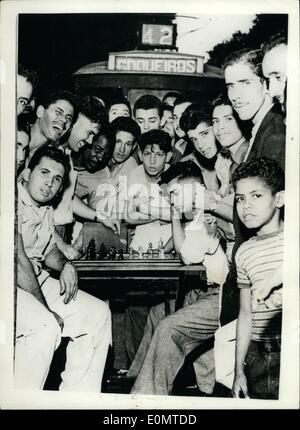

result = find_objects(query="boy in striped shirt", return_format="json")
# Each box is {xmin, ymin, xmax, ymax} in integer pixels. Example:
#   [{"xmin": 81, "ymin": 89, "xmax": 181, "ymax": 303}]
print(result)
[{"xmin": 231, "ymin": 157, "xmax": 284, "ymax": 399}]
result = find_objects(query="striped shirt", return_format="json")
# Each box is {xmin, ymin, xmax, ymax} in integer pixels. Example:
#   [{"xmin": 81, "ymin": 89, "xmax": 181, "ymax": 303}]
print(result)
[{"xmin": 236, "ymin": 230, "xmax": 283, "ymax": 341}]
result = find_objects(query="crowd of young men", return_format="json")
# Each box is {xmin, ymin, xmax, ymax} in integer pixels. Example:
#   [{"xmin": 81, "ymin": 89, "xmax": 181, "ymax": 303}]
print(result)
[{"xmin": 15, "ymin": 33, "xmax": 287, "ymax": 399}]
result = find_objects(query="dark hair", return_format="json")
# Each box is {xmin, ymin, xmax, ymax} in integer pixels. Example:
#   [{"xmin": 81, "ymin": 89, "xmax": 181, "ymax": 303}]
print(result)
[
  {"xmin": 222, "ymin": 48, "xmax": 264, "ymax": 80},
  {"xmin": 138, "ymin": 129, "xmax": 172, "ymax": 154},
  {"xmin": 161, "ymin": 103, "xmax": 173, "ymax": 114},
  {"xmin": 261, "ymin": 33, "xmax": 287, "ymax": 55},
  {"xmin": 180, "ymin": 103, "xmax": 212, "ymax": 133},
  {"xmin": 18, "ymin": 64, "xmax": 39, "ymax": 97},
  {"xmin": 39, "ymin": 90, "xmax": 79, "ymax": 124},
  {"xmin": 28, "ymin": 144, "xmax": 71, "ymax": 193},
  {"xmin": 77, "ymin": 95, "xmax": 108, "ymax": 126},
  {"xmin": 133, "ymin": 94, "xmax": 162, "ymax": 118},
  {"xmin": 107, "ymin": 96, "xmax": 132, "ymax": 117},
  {"xmin": 17, "ymin": 114, "xmax": 31, "ymax": 139},
  {"xmin": 232, "ymin": 157, "xmax": 285, "ymax": 194},
  {"xmin": 162, "ymin": 91, "xmax": 181, "ymax": 104},
  {"xmin": 110, "ymin": 116, "xmax": 141, "ymax": 143},
  {"xmin": 160, "ymin": 159, "xmax": 204, "ymax": 185},
  {"xmin": 173, "ymin": 95, "xmax": 194, "ymax": 108}
]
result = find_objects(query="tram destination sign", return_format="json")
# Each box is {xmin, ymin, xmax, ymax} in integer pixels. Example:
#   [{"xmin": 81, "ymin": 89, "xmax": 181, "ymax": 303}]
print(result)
[{"xmin": 108, "ymin": 52, "xmax": 204, "ymax": 75}]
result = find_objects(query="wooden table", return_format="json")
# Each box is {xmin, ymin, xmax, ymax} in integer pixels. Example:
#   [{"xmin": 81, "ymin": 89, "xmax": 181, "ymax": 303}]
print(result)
[{"xmin": 74, "ymin": 255, "xmax": 206, "ymax": 314}]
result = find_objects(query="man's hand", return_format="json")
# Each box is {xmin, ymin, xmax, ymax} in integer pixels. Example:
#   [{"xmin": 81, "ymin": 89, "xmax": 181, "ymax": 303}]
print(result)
[
  {"xmin": 59, "ymin": 262, "xmax": 78, "ymax": 304},
  {"xmin": 62, "ymin": 244, "xmax": 81, "ymax": 260},
  {"xmin": 232, "ymin": 372, "xmax": 249, "ymax": 398},
  {"xmin": 100, "ymin": 218, "xmax": 121, "ymax": 235},
  {"xmin": 51, "ymin": 311, "xmax": 64, "ymax": 331}
]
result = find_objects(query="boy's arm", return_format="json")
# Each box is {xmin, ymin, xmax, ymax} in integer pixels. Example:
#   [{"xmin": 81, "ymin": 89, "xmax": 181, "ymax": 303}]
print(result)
[
  {"xmin": 171, "ymin": 206, "xmax": 186, "ymax": 257},
  {"xmin": 44, "ymin": 244, "xmax": 78, "ymax": 305},
  {"xmin": 54, "ymin": 228, "xmax": 80, "ymax": 260},
  {"xmin": 73, "ymin": 194, "xmax": 120, "ymax": 234},
  {"xmin": 204, "ymin": 190, "xmax": 234, "ymax": 222},
  {"xmin": 232, "ymin": 287, "xmax": 252, "ymax": 398},
  {"xmin": 17, "ymin": 233, "xmax": 63, "ymax": 329},
  {"xmin": 126, "ymin": 196, "xmax": 158, "ymax": 225}
]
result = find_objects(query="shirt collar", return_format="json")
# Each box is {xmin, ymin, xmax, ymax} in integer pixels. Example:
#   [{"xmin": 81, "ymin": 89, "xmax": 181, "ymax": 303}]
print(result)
[
  {"xmin": 252, "ymin": 96, "xmax": 274, "ymax": 131},
  {"xmin": 18, "ymin": 181, "xmax": 40, "ymax": 208},
  {"xmin": 229, "ymin": 137, "xmax": 248, "ymax": 164}
]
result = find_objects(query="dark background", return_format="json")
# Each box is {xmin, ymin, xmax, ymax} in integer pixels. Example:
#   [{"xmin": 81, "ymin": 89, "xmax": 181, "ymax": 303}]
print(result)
[{"xmin": 18, "ymin": 13, "xmax": 288, "ymax": 95}]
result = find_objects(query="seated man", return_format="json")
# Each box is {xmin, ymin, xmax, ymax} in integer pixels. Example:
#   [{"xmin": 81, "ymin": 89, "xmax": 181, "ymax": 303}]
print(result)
[
  {"xmin": 127, "ymin": 162, "xmax": 229, "ymax": 395},
  {"xmin": 126, "ymin": 129, "xmax": 173, "ymax": 252},
  {"xmin": 16, "ymin": 144, "xmax": 111, "ymax": 391}
]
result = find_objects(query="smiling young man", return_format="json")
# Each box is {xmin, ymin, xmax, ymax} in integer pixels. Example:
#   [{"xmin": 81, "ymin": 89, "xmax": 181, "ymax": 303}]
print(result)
[
  {"xmin": 16, "ymin": 144, "xmax": 111, "ymax": 391},
  {"xmin": 28, "ymin": 90, "xmax": 77, "ymax": 156},
  {"xmin": 223, "ymin": 48, "xmax": 286, "ymax": 171}
]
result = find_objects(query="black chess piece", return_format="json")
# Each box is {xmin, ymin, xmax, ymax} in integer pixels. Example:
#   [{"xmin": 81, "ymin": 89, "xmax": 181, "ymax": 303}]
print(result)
[
  {"xmin": 98, "ymin": 242, "xmax": 107, "ymax": 260},
  {"xmin": 118, "ymin": 249, "xmax": 124, "ymax": 260},
  {"xmin": 110, "ymin": 247, "xmax": 117, "ymax": 260},
  {"xmin": 86, "ymin": 238, "xmax": 96, "ymax": 260}
]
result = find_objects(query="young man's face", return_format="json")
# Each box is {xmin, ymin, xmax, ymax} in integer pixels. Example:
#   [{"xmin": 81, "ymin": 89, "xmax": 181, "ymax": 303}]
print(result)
[
  {"xmin": 173, "ymin": 102, "xmax": 191, "ymax": 138},
  {"xmin": 37, "ymin": 99, "xmax": 74, "ymax": 141},
  {"xmin": 168, "ymin": 177, "xmax": 198, "ymax": 215},
  {"xmin": 17, "ymin": 74, "xmax": 33, "ymax": 116},
  {"xmin": 16, "ymin": 130, "xmax": 30, "ymax": 168},
  {"xmin": 68, "ymin": 113, "xmax": 100, "ymax": 152},
  {"xmin": 262, "ymin": 44, "xmax": 287, "ymax": 105},
  {"xmin": 112, "ymin": 130, "xmax": 136, "ymax": 164},
  {"xmin": 25, "ymin": 156, "xmax": 65, "ymax": 205},
  {"xmin": 139, "ymin": 144, "xmax": 167, "ymax": 179},
  {"xmin": 235, "ymin": 176, "xmax": 283, "ymax": 234},
  {"xmin": 225, "ymin": 63, "xmax": 267, "ymax": 121},
  {"xmin": 212, "ymin": 104, "xmax": 243, "ymax": 148},
  {"xmin": 82, "ymin": 134, "xmax": 111, "ymax": 173},
  {"xmin": 134, "ymin": 108, "xmax": 160, "ymax": 134},
  {"xmin": 160, "ymin": 109, "xmax": 175, "ymax": 139},
  {"xmin": 108, "ymin": 103, "xmax": 130, "ymax": 123},
  {"xmin": 187, "ymin": 122, "xmax": 218, "ymax": 159}
]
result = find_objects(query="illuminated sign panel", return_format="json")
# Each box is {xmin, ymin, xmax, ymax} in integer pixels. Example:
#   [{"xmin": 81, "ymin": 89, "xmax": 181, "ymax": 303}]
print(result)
[
  {"xmin": 109, "ymin": 53, "xmax": 204, "ymax": 75},
  {"xmin": 141, "ymin": 23, "xmax": 175, "ymax": 48}
]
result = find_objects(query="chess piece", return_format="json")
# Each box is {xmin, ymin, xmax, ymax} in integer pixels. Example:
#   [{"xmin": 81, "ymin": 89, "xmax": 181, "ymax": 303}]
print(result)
[
  {"xmin": 158, "ymin": 238, "xmax": 165, "ymax": 259},
  {"xmin": 129, "ymin": 246, "xmax": 133, "ymax": 260},
  {"xmin": 147, "ymin": 242, "xmax": 153, "ymax": 259},
  {"xmin": 97, "ymin": 242, "xmax": 107, "ymax": 260},
  {"xmin": 87, "ymin": 238, "xmax": 96, "ymax": 260},
  {"xmin": 137, "ymin": 246, "xmax": 143, "ymax": 259},
  {"xmin": 111, "ymin": 247, "xmax": 117, "ymax": 260},
  {"xmin": 118, "ymin": 249, "xmax": 124, "ymax": 260}
]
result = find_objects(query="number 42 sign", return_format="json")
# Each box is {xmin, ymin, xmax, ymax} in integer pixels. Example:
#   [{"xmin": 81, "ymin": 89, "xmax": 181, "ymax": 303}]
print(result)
[{"xmin": 140, "ymin": 23, "xmax": 177, "ymax": 49}]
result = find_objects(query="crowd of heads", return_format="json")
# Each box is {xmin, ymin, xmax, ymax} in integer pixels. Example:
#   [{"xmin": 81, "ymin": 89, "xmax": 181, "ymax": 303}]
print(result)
[{"xmin": 16, "ymin": 32, "xmax": 287, "ymax": 206}]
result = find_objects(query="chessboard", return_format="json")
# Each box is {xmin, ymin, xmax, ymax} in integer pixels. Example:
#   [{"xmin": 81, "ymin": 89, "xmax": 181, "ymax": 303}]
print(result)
[{"xmin": 80, "ymin": 239, "xmax": 181, "ymax": 266}]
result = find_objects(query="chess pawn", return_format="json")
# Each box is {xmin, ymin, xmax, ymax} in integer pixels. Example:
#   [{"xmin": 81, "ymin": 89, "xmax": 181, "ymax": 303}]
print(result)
[
  {"xmin": 88, "ymin": 238, "xmax": 96, "ymax": 260},
  {"xmin": 158, "ymin": 238, "xmax": 165, "ymax": 259},
  {"xmin": 129, "ymin": 246, "xmax": 133, "ymax": 260},
  {"xmin": 137, "ymin": 246, "xmax": 143, "ymax": 259},
  {"xmin": 118, "ymin": 249, "xmax": 124, "ymax": 260},
  {"xmin": 147, "ymin": 242, "xmax": 153, "ymax": 259}
]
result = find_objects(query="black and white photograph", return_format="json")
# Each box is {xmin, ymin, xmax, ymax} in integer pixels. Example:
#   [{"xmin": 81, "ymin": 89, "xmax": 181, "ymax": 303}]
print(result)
[{"xmin": 0, "ymin": 0, "xmax": 299, "ymax": 410}]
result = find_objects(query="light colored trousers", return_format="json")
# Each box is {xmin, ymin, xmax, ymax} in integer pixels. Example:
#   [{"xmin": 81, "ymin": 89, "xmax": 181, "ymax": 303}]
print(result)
[
  {"xmin": 15, "ymin": 272, "xmax": 111, "ymax": 392},
  {"xmin": 128, "ymin": 286, "xmax": 219, "ymax": 395}
]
